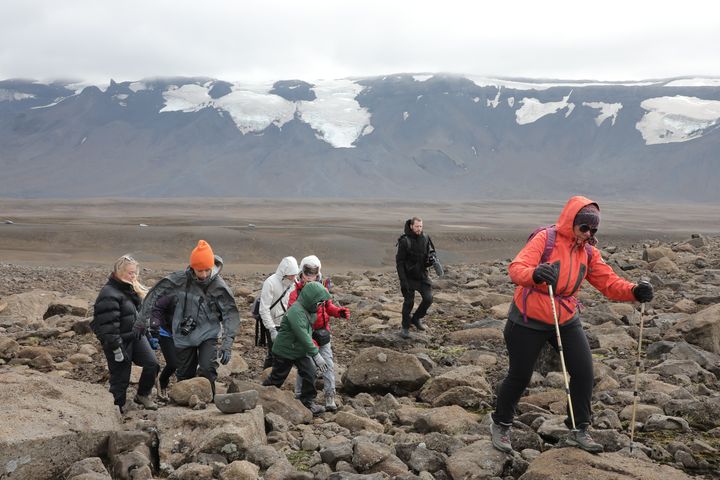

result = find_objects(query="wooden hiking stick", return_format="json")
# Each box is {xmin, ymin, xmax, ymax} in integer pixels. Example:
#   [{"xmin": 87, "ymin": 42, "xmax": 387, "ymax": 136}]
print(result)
[{"xmin": 548, "ymin": 285, "xmax": 577, "ymax": 430}]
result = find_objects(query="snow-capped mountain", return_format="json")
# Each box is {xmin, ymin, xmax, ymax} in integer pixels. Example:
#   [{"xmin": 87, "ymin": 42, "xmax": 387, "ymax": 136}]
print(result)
[{"xmin": 1, "ymin": 74, "xmax": 719, "ymax": 200}]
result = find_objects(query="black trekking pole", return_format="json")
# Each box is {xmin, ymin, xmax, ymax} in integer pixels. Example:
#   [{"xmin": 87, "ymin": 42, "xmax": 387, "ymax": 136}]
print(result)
[
  {"xmin": 548, "ymin": 285, "xmax": 577, "ymax": 431},
  {"xmin": 629, "ymin": 302, "xmax": 646, "ymax": 453}
]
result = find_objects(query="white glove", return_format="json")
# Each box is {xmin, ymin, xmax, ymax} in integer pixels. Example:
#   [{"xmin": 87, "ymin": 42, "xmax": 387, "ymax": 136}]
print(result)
[
  {"xmin": 312, "ymin": 353, "xmax": 328, "ymax": 373},
  {"xmin": 269, "ymin": 328, "xmax": 278, "ymax": 342},
  {"xmin": 113, "ymin": 347, "xmax": 124, "ymax": 362}
]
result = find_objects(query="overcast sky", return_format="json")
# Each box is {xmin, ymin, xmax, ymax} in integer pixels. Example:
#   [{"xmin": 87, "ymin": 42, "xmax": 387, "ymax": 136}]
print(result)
[{"xmin": 2, "ymin": 0, "xmax": 719, "ymax": 84}]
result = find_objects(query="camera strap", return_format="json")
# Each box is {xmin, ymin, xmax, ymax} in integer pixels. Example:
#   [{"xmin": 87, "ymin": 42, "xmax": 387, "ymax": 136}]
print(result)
[{"xmin": 181, "ymin": 276, "xmax": 192, "ymax": 316}]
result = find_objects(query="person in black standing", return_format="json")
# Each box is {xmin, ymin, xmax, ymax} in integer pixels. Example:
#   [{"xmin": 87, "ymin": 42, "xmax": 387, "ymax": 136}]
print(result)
[
  {"xmin": 91, "ymin": 255, "xmax": 159, "ymax": 413},
  {"xmin": 396, "ymin": 217, "xmax": 441, "ymax": 339}
]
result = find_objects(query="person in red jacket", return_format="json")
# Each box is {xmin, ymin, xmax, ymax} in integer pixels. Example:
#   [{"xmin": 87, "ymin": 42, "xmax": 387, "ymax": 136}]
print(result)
[
  {"xmin": 489, "ymin": 196, "xmax": 654, "ymax": 454},
  {"xmin": 288, "ymin": 255, "xmax": 350, "ymax": 412}
]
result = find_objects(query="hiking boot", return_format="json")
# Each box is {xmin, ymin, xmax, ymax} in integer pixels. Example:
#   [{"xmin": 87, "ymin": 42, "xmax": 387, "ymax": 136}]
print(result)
[
  {"xmin": 134, "ymin": 394, "xmax": 158, "ymax": 411},
  {"xmin": 489, "ymin": 419, "xmax": 513, "ymax": 454},
  {"xmin": 304, "ymin": 402, "xmax": 325, "ymax": 416},
  {"xmin": 411, "ymin": 318, "xmax": 426, "ymax": 331},
  {"xmin": 325, "ymin": 393, "xmax": 337, "ymax": 412},
  {"xmin": 400, "ymin": 328, "xmax": 410, "ymax": 339},
  {"xmin": 565, "ymin": 426, "xmax": 603, "ymax": 453}
]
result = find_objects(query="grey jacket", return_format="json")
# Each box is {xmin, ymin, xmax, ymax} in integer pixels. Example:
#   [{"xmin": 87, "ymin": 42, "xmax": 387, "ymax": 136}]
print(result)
[{"xmin": 139, "ymin": 255, "xmax": 240, "ymax": 350}]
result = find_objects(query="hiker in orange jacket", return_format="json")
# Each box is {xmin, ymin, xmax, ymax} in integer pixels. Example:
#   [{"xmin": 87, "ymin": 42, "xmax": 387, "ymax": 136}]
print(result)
[{"xmin": 489, "ymin": 195, "xmax": 654, "ymax": 454}]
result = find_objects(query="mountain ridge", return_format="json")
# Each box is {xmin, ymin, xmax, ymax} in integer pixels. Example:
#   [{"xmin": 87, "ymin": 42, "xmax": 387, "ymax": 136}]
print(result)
[{"xmin": 1, "ymin": 74, "xmax": 719, "ymax": 201}]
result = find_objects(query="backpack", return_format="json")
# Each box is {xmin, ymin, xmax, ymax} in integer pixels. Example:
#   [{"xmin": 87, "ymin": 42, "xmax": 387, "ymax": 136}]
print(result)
[
  {"xmin": 252, "ymin": 283, "xmax": 292, "ymax": 347},
  {"xmin": 527, "ymin": 225, "xmax": 593, "ymax": 266}
]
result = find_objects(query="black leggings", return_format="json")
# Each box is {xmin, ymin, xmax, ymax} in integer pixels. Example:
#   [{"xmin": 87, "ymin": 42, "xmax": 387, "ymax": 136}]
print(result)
[
  {"xmin": 492, "ymin": 319, "xmax": 594, "ymax": 428},
  {"xmin": 158, "ymin": 335, "xmax": 178, "ymax": 390}
]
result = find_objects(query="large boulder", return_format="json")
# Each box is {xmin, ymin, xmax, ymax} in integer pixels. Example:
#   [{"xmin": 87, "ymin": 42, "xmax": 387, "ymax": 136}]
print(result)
[
  {"xmin": 0, "ymin": 368, "xmax": 121, "ymax": 480},
  {"xmin": 342, "ymin": 347, "xmax": 430, "ymax": 395},
  {"xmin": 228, "ymin": 380, "xmax": 311, "ymax": 424},
  {"xmin": 0, "ymin": 290, "xmax": 88, "ymax": 326},
  {"xmin": 519, "ymin": 447, "xmax": 693, "ymax": 479},
  {"xmin": 154, "ymin": 404, "xmax": 266, "ymax": 468},
  {"xmin": 418, "ymin": 366, "xmax": 492, "ymax": 404},
  {"xmin": 665, "ymin": 304, "xmax": 720, "ymax": 354},
  {"xmin": 446, "ymin": 439, "xmax": 510, "ymax": 479}
]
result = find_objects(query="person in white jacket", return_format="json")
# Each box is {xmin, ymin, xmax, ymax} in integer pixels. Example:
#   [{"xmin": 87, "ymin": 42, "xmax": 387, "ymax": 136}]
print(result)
[{"xmin": 260, "ymin": 256, "xmax": 300, "ymax": 368}]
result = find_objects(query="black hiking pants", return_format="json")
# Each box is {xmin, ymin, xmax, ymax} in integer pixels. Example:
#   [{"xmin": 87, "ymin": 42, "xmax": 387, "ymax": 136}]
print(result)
[
  {"xmin": 103, "ymin": 335, "xmax": 159, "ymax": 408},
  {"xmin": 176, "ymin": 338, "xmax": 219, "ymax": 395},
  {"xmin": 401, "ymin": 277, "xmax": 433, "ymax": 329},
  {"xmin": 263, "ymin": 337, "xmax": 275, "ymax": 370},
  {"xmin": 158, "ymin": 335, "xmax": 178, "ymax": 390},
  {"xmin": 492, "ymin": 319, "xmax": 594, "ymax": 429},
  {"xmin": 262, "ymin": 355, "xmax": 318, "ymax": 406}
]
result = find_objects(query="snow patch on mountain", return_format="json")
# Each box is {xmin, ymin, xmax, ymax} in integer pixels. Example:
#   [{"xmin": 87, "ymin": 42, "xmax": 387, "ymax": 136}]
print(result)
[
  {"xmin": 466, "ymin": 76, "xmax": 657, "ymax": 91},
  {"xmin": 636, "ymin": 95, "xmax": 720, "ymax": 145},
  {"xmin": 413, "ymin": 75, "xmax": 433, "ymax": 82},
  {"xmin": 0, "ymin": 89, "xmax": 35, "ymax": 101},
  {"xmin": 664, "ymin": 78, "xmax": 720, "ymax": 88},
  {"xmin": 515, "ymin": 93, "xmax": 574, "ymax": 125},
  {"xmin": 129, "ymin": 82, "xmax": 148, "ymax": 92},
  {"xmin": 487, "ymin": 88, "xmax": 501, "ymax": 108},
  {"xmin": 215, "ymin": 88, "xmax": 295, "ymax": 134},
  {"xmin": 582, "ymin": 102, "xmax": 622, "ymax": 126},
  {"xmin": 160, "ymin": 84, "xmax": 213, "ymax": 112},
  {"xmin": 297, "ymin": 79, "xmax": 371, "ymax": 148},
  {"xmin": 158, "ymin": 79, "xmax": 370, "ymax": 146}
]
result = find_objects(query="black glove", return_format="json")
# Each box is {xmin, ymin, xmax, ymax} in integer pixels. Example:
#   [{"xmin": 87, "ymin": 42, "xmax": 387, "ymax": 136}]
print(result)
[
  {"xmin": 532, "ymin": 263, "xmax": 558, "ymax": 288},
  {"xmin": 633, "ymin": 281, "xmax": 654, "ymax": 303},
  {"xmin": 218, "ymin": 348, "xmax": 232, "ymax": 365}
]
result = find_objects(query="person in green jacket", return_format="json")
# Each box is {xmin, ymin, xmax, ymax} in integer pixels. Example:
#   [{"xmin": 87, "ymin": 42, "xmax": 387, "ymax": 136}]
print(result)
[{"xmin": 262, "ymin": 281, "xmax": 330, "ymax": 416}]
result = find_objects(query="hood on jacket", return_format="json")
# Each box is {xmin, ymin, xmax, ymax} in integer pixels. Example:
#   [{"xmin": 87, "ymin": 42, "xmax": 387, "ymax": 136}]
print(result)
[
  {"xmin": 556, "ymin": 196, "xmax": 599, "ymax": 240},
  {"xmin": 299, "ymin": 255, "xmax": 321, "ymax": 273},
  {"xmin": 296, "ymin": 281, "xmax": 331, "ymax": 312},
  {"xmin": 275, "ymin": 256, "xmax": 300, "ymax": 277}
]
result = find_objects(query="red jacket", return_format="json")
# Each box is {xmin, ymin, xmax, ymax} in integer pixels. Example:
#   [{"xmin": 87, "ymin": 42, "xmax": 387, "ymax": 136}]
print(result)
[
  {"xmin": 509, "ymin": 196, "xmax": 636, "ymax": 325},
  {"xmin": 288, "ymin": 279, "xmax": 344, "ymax": 330}
]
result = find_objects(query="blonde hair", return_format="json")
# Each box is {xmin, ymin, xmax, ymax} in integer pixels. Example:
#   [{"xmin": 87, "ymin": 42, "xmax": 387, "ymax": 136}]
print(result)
[{"xmin": 114, "ymin": 254, "xmax": 149, "ymax": 299}]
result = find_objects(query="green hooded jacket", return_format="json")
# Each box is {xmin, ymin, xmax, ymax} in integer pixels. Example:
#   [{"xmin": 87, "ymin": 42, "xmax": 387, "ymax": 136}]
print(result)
[{"xmin": 271, "ymin": 281, "xmax": 331, "ymax": 360}]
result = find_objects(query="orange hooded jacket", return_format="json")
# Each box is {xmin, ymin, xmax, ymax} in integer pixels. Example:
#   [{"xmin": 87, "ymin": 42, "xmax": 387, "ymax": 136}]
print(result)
[{"xmin": 509, "ymin": 196, "xmax": 636, "ymax": 325}]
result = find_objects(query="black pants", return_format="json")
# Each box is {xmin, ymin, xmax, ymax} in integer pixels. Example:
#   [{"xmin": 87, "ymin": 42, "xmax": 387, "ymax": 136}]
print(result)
[
  {"xmin": 262, "ymin": 355, "xmax": 317, "ymax": 405},
  {"xmin": 262, "ymin": 337, "xmax": 275, "ymax": 370},
  {"xmin": 401, "ymin": 277, "xmax": 433, "ymax": 329},
  {"xmin": 176, "ymin": 338, "xmax": 218, "ymax": 395},
  {"xmin": 158, "ymin": 335, "xmax": 178, "ymax": 390},
  {"xmin": 103, "ymin": 336, "xmax": 159, "ymax": 408},
  {"xmin": 492, "ymin": 319, "xmax": 594, "ymax": 428}
]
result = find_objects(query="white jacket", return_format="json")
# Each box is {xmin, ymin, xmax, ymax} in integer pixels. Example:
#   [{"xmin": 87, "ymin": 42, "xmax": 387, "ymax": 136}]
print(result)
[{"xmin": 260, "ymin": 256, "xmax": 299, "ymax": 331}]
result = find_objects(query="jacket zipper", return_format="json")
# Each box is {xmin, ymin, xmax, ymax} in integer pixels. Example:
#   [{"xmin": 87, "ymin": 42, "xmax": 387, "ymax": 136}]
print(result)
[{"xmin": 563, "ymin": 243, "xmax": 577, "ymax": 294}]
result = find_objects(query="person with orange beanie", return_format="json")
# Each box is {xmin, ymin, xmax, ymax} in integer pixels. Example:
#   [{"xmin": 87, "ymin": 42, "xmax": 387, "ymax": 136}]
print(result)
[
  {"xmin": 140, "ymin": 240, "xmax": 240, "ymax": 396},
  {"xmin": 489, "ymin": 196, "xmax": 654, "ymax": 455}
]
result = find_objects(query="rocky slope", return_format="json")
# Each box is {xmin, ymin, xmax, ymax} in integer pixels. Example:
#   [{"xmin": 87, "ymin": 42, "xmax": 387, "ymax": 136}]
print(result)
[{"xmin": 1, "ymin": 234, "xmax": 719, "ymax": 479}]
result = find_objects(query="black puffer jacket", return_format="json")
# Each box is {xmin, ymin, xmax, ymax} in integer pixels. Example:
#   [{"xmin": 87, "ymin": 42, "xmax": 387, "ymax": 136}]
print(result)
[
  {"xmin": 396, "ymin": 219, "xmax": 435, "ymax": 283},
  {"xmin": 91, "ymin": 275, "xmax": 142, "ymax": 350}
]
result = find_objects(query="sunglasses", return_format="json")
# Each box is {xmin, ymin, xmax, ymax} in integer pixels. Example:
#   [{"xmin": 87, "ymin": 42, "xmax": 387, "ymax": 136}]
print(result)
[{"xmin": 578, "ymin": 224, "xmax": 598, "ymax": 235}]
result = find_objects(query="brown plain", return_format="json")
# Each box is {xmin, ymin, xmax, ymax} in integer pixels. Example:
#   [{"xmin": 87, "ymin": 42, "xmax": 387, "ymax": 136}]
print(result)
[{"xmin": 1, "ymin": 198, "xmax": 718, "ymax": 274}]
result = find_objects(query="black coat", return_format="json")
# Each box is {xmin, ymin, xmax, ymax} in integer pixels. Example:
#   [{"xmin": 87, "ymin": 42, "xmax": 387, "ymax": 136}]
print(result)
[
  {"xmin": 91, "ymin": 275, "xmax": 142, "ymax": 350},
  {"xmin": 396, "ymin": 219, "xmax": 435, "ymax": 283}
]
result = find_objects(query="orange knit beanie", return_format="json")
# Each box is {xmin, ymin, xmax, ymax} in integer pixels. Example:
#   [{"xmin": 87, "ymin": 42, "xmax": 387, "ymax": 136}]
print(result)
[{"xmin": 190, "ymin": 240, "xmax": 215, "ymax": 270}]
